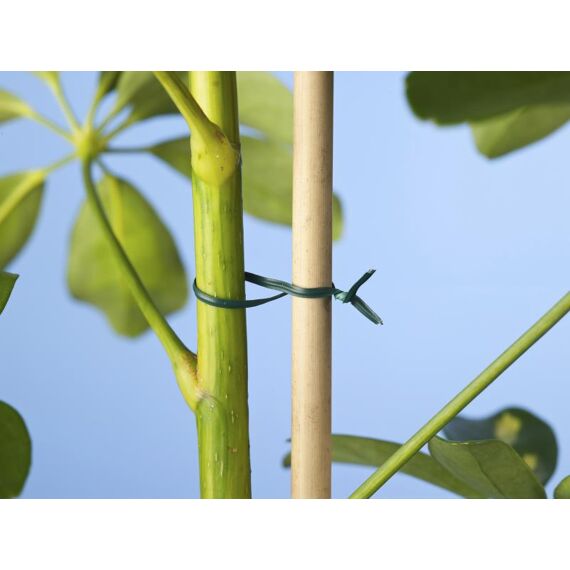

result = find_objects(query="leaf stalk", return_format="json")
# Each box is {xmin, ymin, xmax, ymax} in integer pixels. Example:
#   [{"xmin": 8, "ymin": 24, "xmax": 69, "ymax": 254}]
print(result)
[
  {"xmin": 80, "ymin": 159, "xmax": 199, "ymax": 409},
  {"xmin": 350, "ymin": 291, "xmax": 570, "ymax": 499}
]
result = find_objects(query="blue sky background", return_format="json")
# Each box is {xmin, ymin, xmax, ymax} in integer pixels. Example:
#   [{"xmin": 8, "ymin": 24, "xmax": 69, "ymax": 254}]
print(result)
[{"xmin": 1, "ymin": 72, "xmax": 568, "ymax": 498}]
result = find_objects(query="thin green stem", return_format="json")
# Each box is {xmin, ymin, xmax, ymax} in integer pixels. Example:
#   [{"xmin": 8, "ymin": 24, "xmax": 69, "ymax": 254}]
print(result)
[
  {"xmin": 47, "ymin": 76, "xmax": 81, "ymax": 132},
  {"xmin": 350, "ymin": 291, "xmax": 570, "ymax": 499},
  {"xmin": 42, "ymin": 153, "xmax": 75, "ymax": 175},
  {"xmin": 100, "ymin": 115, "xmax": 136, "ymax": 144},
  {"xmin": 80, "ymin": 159, "xmax": 199, "ymax": 409},
  {"xmin": 153, "ymin": 71, "xmax": 239, "ymax": 186},
  {"xmin": 85, "ymin": 72, "xmax": 118, "ymax": 128},
  {"xmin": 28, "ymin": 111, "xmax": 72, "ymax": 141},
  {"xmin": 96, "ymin": 109, "xmax": 121, "ymax": 135}
]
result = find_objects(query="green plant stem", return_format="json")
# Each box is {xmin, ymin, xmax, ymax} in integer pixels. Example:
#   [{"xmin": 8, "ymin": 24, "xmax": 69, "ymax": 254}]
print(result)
[
  {"xmin": 46, "ymin": 76, "xmax": 81, "ymax": 132},
  {"xmin": 189, "ymin": 71, "xmax": 251, "ymax": 498},
  {"xmin": 350, "ymin": 291, "xmax": 570, "ymax": 499},
  {"xmin": 28, "ymin": 111, "xmax": 71, "ymax": 140},
  {"xmin": 100, "ymin": 115, "xmax": 137, "ymax": 144},
  {"xmin": 80, "ymin": 159, "xmax": 199, "ymax": 409},
  {"xmin": 153, "ymin": 71, "xmax": 239, "ymax": 186},
  {"xmin": 85, "ymin": 73, "xmax": 117, "ymax": 128},
  {"xmin": 43, "ymin": 153, "xmax": 75, "ymax": 175}
]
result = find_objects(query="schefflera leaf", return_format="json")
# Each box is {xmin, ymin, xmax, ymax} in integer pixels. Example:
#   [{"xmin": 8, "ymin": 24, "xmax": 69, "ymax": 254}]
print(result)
[
  {"xmin": 283, "ymin": 434, "xmax": 482, "ymax": 498},
  {"xmin": 443, "ymin": 407, "xmax": 557, "ymax": 485},
  {"xmin": 406, "ymin": 71, "xmax": 570, "ymax": 125},
  {"xmin": 428, "ymin": 437, "xmax": 546, "ymax": 499},
  {"xmin": 0, "ymin": 271, "xmax": 18, "ymax": 315},
  {"xmin": 0, "ymin": 90, "xmax": 34, "ymax": 124},
  {"xmin": 241, "ymin": 136, "xmax": 343, "ymax": 240},
  {"xmin": 67, "ymin": 174, "xmax": 188, "ymax": 337},
  {"xmin": 0, "ymin": 171, "xmax": 45, "ymax": 269},
  {"xmin": 470, "ymin": 103, "xmax": 570, "ymax": 158},
  {"xmin": 0, "ymin": 401, "xmax": 32, "ymax": 498},
  {"xmin": 237, "ymin": 72, "xmax": 293, "ymax": 144},
  {"xmin": 554, "ymin": 476, "xmax": 570, "ymax": 499},
  {"xmin": 406, "ymin": 72, "xmax": 570, "ymax": 158}
]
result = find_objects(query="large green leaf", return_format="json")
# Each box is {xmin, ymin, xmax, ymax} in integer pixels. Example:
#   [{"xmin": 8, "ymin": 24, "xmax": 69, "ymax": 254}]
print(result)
[
  {"xmin": 406, "ymin": 72, "xmax": 570, "ymax": 124},
  {"xmin": 67, "ymin": 174, "xmax": 188, "ymax": 337},
  {"xmin": 237, "ymin": 72, "xmax": 293, "ymax": 144},
  {"xmin": 282, "ymin": 434, "xmax": 483, "ymax": 498},
  {"xmin": 0, "ymin": 271, "xmax": 18, "ymax": 315},
  {"xmin": 0, "ymin": 401, "xmax": 31, "ymax": 498},
  {"xmin": 428, "ymin": 436, "xmax": 546, "ymax": 499},
  {"xmin": 0, "ymin": 171, "xmax": 45, "ymax": 269},
  {"xmin": 0, "ymin": 90, "xmax": 33, "ymax": 124},
  {"xmin": 443, "ymin": 407, "xmax": 557, "ymax": 485},
  {"xmin": 150, "ymin": 136, "xmax": 344, "ymax": 239},
  {"xmin": 471, "ymin": 103, "xmax": 570, "ymax": 158},
  {"xmin": 112, "ymin": 71, "xmax": 186, "ymax": 122},
  {"xmin": 554, "ymin": 476, "xmax": 570, "ymax": 499}
]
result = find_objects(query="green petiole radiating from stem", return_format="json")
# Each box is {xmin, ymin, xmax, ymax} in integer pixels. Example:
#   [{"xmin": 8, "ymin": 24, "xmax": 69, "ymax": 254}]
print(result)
[
  {"xmin": 153, "ymin": 71, "xmax": 240, "ymax": 186},
  {"xmin": 350, "ymin": 291, "xmax": 570, "ymax": 499},
  {"xmin": 80, "ymin": 160, "xmax": 199, "ymax": 409}
]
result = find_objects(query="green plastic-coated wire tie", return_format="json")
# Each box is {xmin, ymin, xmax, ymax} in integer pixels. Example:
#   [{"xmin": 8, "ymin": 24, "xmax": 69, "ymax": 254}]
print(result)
[{"xmin": 192, "ymin": 269, "xmax": 383, "ymax": 325}]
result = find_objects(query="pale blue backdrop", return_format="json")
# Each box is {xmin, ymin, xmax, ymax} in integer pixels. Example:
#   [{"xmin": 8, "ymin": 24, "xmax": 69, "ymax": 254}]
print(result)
[{"xmin": 1, "ymin": 72, "xmax": 568, "ymax": 498}]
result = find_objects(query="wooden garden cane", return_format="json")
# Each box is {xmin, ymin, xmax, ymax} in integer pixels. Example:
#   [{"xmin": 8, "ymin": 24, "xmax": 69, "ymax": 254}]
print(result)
[{"xmin": 291, "ymin": 72, "xmax": 334, "ymax": 498}]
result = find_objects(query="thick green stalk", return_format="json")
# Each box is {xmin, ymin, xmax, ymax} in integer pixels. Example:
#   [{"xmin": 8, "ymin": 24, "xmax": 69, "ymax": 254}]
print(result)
[
  {"xmin": 189, "ymin": 72, "xmax": 251, "ymax": 498},
  {"xmin": 350, "ymin": 291, "xmax": 570, "ymax": 499}
]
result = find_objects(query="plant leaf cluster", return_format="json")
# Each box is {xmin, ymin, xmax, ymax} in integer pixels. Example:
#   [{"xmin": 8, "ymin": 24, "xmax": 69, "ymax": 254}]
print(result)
[{"xmin": 0, "ymin": 72, "xmax": 344, "ymax": 337}]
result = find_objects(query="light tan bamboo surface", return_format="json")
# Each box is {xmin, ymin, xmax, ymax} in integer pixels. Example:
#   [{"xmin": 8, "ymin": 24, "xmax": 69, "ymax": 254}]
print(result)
[{"xmin": 291, "ymin": 71, "xmax": 334, "ymax": 499}]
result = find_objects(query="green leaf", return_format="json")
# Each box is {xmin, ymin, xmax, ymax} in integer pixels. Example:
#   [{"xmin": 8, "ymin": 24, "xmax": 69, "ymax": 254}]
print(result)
[
  {"xmin": 443, "ymin": 407, "xmax": 557, "ymax": 484},
  {"xmin": 149, "ymin": 136, "xmax": 344, "ymax": 240},
  {"xmin": 0, "ymin": 271, "xmax": 18, "ymax": 315},
  {"xmin": 428, "ymin": 436, "xmax": 546, "ymax": 498},
  {"xmin": 471, "ymin": 103, "xmax": 570, "ymax": 158},
  {"xmin": 0, "ymin": 171, "xmax": 45, "ymax": 269},
  {"xmin": 0, "ymin": 401, "xmax": 32, "ymax": 498},
  {"xmin": 97, "ymin": 71, "xmax": 122, "ymax": 98},
  {"xmin": 406, "ymin": 72, "xmax": 570, "ymax": 124},
  {"xmin": 113, "ymin": 71, "xmax": 186, "ymax": 122},
  {"xmin": 237, "ymin": 72, "xmax": 293, "ymax": 144},
  {"xmin": 282, "ymin": 434, "xmax": 483, "ymax": 498},
  {"xmin": 150, "ymin": 137, "xmax": 190, "ymax": 177},
  {"xmin": 67, "ymin": 174, "xmax": 188, "ymax": 337},
  {"xmin": 0, "ymin": 89, "xmax": 33, "ymax": 124},
  {"xmin": 241, "ymin": 136, "xmax": 343, "ymax": 238},
  {"xmin": 554, "ymin": 476, "xmax": 570, "ymax": 499}
]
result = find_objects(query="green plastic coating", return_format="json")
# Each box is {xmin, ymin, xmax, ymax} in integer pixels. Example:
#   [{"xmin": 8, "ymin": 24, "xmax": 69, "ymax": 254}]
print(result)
[{"xmin": 193, "ymin": 269, "xmax": 382, "ymax": 325}]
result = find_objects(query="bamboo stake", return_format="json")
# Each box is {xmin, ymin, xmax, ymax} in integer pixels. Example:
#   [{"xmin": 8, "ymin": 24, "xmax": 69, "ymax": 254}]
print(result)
[{"xmin": 291, "ymin": 72, "xmax": 334, "ymax": 499}]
